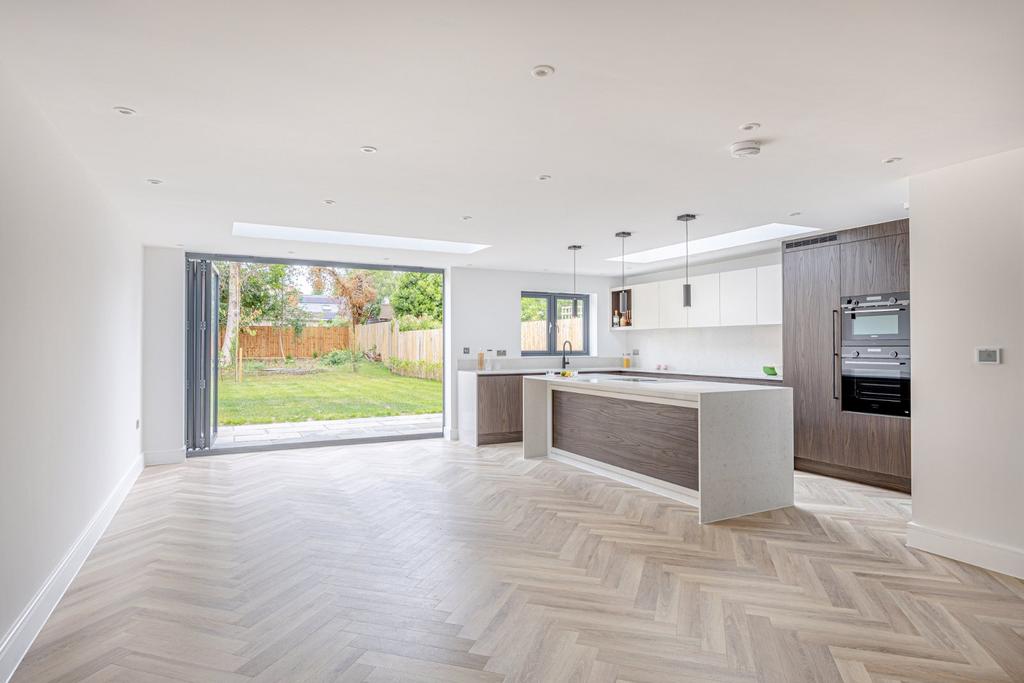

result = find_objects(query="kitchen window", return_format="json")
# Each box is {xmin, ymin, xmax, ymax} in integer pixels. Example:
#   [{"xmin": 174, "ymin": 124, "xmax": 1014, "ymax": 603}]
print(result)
[{"xmin": 520, "ymin": 291, "xmax": 589, "ymax": 356}]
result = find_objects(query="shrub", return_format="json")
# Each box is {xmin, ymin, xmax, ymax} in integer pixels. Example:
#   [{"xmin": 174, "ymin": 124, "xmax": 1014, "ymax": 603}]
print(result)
[
  {"xmin": 321, "ymin": 349, "xmax": 361, "ymax": 366},
  {"xmin": 396, "ymin": 315, "xmax": 442, "ymax": 332},
  {"xmin": 386, "ymin": 358, "xmax": 442, "ymax": 380}
]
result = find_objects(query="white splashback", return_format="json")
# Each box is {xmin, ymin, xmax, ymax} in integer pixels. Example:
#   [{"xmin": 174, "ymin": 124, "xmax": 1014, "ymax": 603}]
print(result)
[{"xmin": 625, "ymin": 325, "xmax": 782, "ymax": 377}]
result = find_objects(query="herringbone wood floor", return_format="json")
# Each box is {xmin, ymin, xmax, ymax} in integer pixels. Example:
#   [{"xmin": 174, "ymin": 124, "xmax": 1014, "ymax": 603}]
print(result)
[{"xmin": 14, "ymin": 440, "xmax": 1024, "ymax": 682}]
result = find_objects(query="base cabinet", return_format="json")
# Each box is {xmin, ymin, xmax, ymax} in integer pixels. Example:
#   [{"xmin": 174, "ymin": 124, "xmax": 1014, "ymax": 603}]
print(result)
[{"xmin": 782, "ymin": 219, "xmax": 911, "ymax": 492}]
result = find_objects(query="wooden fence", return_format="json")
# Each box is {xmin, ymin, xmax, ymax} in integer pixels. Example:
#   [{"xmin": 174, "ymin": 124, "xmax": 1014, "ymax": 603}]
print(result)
[
  {"xmin": 521, "ymin": 319, "xmax": 584, "ymax": 352},
  {"xmin": 223, "ymin": 325, "xmax": 351, "ymax": 359},
  {"xmin": 222, "ymin": 321, "xmax": 442, "ymax": 379}
]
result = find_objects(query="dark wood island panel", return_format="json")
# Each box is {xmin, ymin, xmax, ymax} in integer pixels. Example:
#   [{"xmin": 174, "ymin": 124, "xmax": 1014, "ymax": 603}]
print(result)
[{"xmin": 551, "ymin": 390, "xmax": 699, "ymax": 490}]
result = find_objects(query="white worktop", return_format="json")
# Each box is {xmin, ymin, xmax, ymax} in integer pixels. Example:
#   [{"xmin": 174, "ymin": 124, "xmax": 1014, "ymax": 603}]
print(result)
[
  {"xmin": 461, "ymin": 367, "xmax": 783, "ymax": 381},
  {"xmin": 522, "ymin": 373, "xmax": 785, "ymax": 401}
]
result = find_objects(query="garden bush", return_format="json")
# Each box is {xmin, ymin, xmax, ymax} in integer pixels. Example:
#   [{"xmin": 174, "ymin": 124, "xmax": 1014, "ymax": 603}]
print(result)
[{"xmin": 320, "ymin": 349, "xmax": 362, "ymax": 366}]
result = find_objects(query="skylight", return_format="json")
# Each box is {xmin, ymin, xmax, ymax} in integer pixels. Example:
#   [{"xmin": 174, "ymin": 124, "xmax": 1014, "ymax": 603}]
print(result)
[
  {"xmin": 233, "ymin": 222, "xmax": 490, "ymax": 254},
  {"xmin": 608, "ymin": 223, "xmax": 819, "ymax": 263}
]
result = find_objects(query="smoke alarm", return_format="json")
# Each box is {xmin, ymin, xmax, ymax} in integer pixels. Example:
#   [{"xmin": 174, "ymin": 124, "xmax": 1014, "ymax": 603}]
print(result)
[{"xmin": 730, "ymin": 140, "xmax": 762, "ymax": 158}]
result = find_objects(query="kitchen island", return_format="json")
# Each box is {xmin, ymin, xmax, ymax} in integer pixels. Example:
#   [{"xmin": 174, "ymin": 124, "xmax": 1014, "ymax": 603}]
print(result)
[{"xmin": 523, "ymin": 374, "xmax": 794, "ymax": 523}]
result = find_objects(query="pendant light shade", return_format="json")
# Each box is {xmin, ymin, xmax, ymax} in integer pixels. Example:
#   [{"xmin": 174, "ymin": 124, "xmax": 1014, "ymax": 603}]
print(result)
[
  {"xmin": 615, "ymin": 231, "xmax": 631, "ymax": 321},
  {"xmin": 676, "ymin": 214, "xmax": 696, "ymax": 308},
  {"xmin": 568, "ymin": 244, "xmax": 582, "ymax": 316}
]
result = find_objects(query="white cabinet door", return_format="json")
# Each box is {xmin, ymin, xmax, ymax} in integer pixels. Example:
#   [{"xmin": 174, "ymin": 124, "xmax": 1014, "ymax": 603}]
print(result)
[
  {"xmin": 719, "ymin": 268, "xmax": 758, "ymax": 326},
  {"xmin": 686, "ymin": 273, "xmax": 720, "ymax": 327},
  {"xmin": 630, "ymin": 282, "xmax": 660, "ymax": 329},
  {"xmin": 657, "ymin": 278, "xmax": 687, "ymax": 328},
  {"xmin": 756, "ymin": 264, "xmax": 783, "ymax": 325}
]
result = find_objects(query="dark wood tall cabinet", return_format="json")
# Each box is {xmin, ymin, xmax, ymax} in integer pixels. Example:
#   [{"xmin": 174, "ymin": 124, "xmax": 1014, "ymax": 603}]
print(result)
[{"xmin": 782, "ymin": 219, "xmax": 911, "ymax": 492}]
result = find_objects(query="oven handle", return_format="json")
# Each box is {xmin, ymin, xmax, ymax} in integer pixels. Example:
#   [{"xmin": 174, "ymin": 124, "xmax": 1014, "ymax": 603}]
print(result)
[
  {"xmin": 843, "ymin": 307, "xmax": 905, "ymax": 314},
  {"xmin": 843, "ymin": 360, "xmax": 908, "ymax": 366},
  {"xmin": 832, "ymin": 309, "xmax": 839, "ymax": 400}
]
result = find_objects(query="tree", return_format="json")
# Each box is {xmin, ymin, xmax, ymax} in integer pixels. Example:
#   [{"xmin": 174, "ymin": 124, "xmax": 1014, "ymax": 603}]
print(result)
[
  {"xmin": 217, "ymin": 262, "xmax": 306, "ymax": 366},
  {"xmin": 391, "ymin": 272, "xmax": 443, "ymax": 321},
  {"xmin": 520, "ymin": 297, "xmax": 547, "ymax": 321},
  {"xmin": 310, "ymin": 268, "xmax": 378, "ymax": 372},
  {"xmin": 219, "ymin": 262, "xmax": 242, "ymax": 367}
]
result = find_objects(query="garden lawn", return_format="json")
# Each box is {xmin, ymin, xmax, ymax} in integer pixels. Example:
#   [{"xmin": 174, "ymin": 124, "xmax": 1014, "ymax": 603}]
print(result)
[{"xmin": 217, "ymin": 361, "xmax": 441, "ymax": 425}]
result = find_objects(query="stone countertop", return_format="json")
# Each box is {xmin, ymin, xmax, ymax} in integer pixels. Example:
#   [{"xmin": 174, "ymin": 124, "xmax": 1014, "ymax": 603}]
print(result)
[
  {"xmin": 523, "ymin": 373, "xmax": 789, "ymax": 401},
  {"xmin": 459, "ymin": 367, "xmax": 783, "ymax": 381}
]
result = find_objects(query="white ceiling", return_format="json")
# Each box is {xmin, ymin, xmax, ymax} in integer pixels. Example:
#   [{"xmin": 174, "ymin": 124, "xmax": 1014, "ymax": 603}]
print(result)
[{"xmin": 2, "ymin": 1, "xmax": 1023, "ymax": 276}]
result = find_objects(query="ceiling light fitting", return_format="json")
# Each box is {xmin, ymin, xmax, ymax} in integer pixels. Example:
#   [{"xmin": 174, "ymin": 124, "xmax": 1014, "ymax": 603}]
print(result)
[
  {"xmin": 323, "ymin": 199, "xmax": 336, "ymax": 205},
  {"xmin": 360, "ymin": 146, "xmax": 378, "ymax": 154},
  {"xmin": 537, "ymin": 174, "xmax": 552, "ymax": 181},
  {"xmin": 676, "ymin": 214, "xmax": 696, "ymax": 308},
  {"xmin": 738, "ymin": 122, "xmax": 761, "ymax": 132},
  {"xmin": 461, "ymin": 215, "xmax": 473, "ymax": 221},
  {"xmin": 531, "ymin": 65, "xmax": 555, "ymax": 78},
  {"xmin": 145, "ymin": 178, "xmax": 163, "ymax": 185},
  {"xmin": 113, "ymin": 106, "xmax": 136, "ymax": 116},
  {"xmin": 730, "ymin": 140, "xmax": 761, "ymax": 158},
  {"xmin": 884, "ymin": 156, "xmax": 903, "ymax": 164}
]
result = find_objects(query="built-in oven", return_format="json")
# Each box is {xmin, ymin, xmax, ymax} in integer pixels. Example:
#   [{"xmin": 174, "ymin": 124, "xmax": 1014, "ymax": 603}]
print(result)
[
  {"xmin": 840, "ymin": 291, "xmax": 910, "ymax": 346},
  {"xmin": 840, "ymin": 346, "xmax": 910, "ymax": 417}
]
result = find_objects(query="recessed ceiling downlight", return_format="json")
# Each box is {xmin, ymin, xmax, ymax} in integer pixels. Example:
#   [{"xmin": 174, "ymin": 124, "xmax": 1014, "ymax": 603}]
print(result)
[
  {"xmin": 730, "ymin": 140, "xmax": 761, "ymax": 158},
  {"xmin": 739, "ymin": 122, "xmax": 761, "ymax": 132},
  {"xmin": 233, "ymin": 222, "xmax": 490, "ymax": 254},
  {"xmin": 461, "ymin": 215, "xmax": 473, "ymax": 221},
  {"xmin": 531, "ymin": 65, "xmax": 555, "ymax": 78},
  {"xmin": 360, "ymin": 146, "xmax": 378, "ymax": 154},
  {"xmin": 113, "ymin": 106, "xmax": 136, "ymax": 116},
  {"xmin": 537, "ymin": 174, "xmax": 552, "ymax": 181},
  {"xmin": 884, "ymin": 156, "xmax": 903, "ymax": 164},
  {"xmin": 145, "ymin": 178, "xmax": 163, "ymax": 185},
  {"xmin": 323, "ymin": 199, "xmax": 336, "ymax": 205}
]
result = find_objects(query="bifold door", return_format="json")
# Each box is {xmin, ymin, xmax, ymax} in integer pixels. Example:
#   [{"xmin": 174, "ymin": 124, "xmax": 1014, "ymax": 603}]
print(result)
[{"xmin": 185, "ymin": 258, "xmax": 219, "ymax": 452}]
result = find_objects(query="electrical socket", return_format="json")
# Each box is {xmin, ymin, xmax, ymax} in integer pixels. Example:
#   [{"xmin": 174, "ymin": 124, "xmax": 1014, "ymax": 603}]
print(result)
[{"xmin": 497, "ymin": 350, "xmax": 507, "ymax": 357}]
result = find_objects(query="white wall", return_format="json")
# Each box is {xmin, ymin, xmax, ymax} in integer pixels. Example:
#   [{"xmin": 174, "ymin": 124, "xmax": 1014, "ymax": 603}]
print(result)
[
  {"xmin": 625, "ymin": 252, "xmax": 783, "ymax": 376},
  {"xmin": 907, "ymin": 147, "xmax": 1024, "ymax": 578},
  {"xmin": 142, "ymin": 247, "xmax": 186, "ymax": 465},
  {"xmin": 0, "ymin": 64, "xmax": 143, "ymax": 677},
  {"xmin": 444, "ymin": 266, "xmax": 628, "ymax": 438}
]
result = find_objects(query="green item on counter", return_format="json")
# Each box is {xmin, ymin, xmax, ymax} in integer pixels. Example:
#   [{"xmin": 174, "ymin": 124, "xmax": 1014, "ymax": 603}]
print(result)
[{"xmin": 762, "ymin": 365, "xmax": 778, "ymax": 376}]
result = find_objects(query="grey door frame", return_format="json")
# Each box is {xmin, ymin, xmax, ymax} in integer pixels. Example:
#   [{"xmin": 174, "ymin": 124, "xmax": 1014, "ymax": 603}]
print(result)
[{"xmin": 184, "ymin": 252, "xmax": 446, "ymax": 455}]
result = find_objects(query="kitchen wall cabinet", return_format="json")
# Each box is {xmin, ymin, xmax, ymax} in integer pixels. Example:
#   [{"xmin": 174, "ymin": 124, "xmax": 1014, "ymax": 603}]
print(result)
[
  {"xmin": 686, "ymin": 273, "xmax": 720, "ymax": 327},
  {"xmin": 630, "ymin": 282, "xmax": 660, "ymax": 329},
  {"xmin": 720, "ymin": 268, "xmax": 757, "ymax": 326},
  {"xmin": 782, "ymin": 219, "xmax": 911, "ymax": 492},
  {"xmin": 840, "ymin": 233, "xmax": 910, "ymax": 294},
  {"xmin": 612, "ymin": 264, "xmax": 782, "ymax": 331},
  {"xmin": 756, "ymin": 264, "xmax": 783, "ymax": 324},
  {"xmin": 657, "ymin": 278, "xmax": 687, "ymax": 328}
]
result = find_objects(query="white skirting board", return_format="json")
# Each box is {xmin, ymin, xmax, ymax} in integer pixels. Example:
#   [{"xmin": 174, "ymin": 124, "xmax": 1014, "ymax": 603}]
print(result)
[
  {"xmin": 907, "ymin": 521, "xmax": 1024, "ymax": 580},
  {"xmin": 0, "ymin": 453, "xmax": 143, "ymax": 683}
]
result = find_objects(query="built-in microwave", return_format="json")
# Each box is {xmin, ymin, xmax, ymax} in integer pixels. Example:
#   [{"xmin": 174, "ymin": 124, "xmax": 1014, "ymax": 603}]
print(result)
[{"xmin": 840, "ymin": 292, "xmax": 910, "ymax": 346}]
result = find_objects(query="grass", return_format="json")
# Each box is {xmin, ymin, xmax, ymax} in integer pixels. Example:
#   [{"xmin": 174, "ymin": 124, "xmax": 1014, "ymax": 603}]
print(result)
[{"xmin": 217, "ymin": 361, "xmax": 441, "ymax": 425}]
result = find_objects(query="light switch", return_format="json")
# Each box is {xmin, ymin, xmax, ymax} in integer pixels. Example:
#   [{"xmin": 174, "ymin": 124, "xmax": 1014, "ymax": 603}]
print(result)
[{"xmin": 976, "ymin": 347, "xmax": 1002, "ymax": 364}]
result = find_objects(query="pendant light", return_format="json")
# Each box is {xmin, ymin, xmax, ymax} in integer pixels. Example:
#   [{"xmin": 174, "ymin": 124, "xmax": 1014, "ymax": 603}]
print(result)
[
  {"xmin": 676, "ymin": 214, "xmax": 696, "ymax": 307},
  {"xmin": 568, "ymin": 244, "xmax": 582, "ymax": 317},
  {"xmin": 614, "ymin": 231, "xmax": 632, "ymax": 319}
]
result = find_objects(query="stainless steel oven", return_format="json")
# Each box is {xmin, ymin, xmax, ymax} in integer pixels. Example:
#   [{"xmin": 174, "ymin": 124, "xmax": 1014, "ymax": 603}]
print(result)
[
  {"xmin": 840, "ymin": 292, "xmax": 910, "ymax": 346},
  {"xmin": 840, "ymin": 346, "xmax": 910, "ymax": 417}
]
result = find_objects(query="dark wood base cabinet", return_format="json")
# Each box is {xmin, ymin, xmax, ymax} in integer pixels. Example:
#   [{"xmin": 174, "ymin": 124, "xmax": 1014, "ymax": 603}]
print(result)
[{"xmin": 783, "ymin": 219, "xmax": 911, "ymax": 492}]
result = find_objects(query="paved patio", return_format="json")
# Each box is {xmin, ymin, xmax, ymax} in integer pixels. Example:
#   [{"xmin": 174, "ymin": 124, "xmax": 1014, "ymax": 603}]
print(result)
[{"xmin": 214, "ymin": 413, "xmax": 443, "ymax": 449}]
